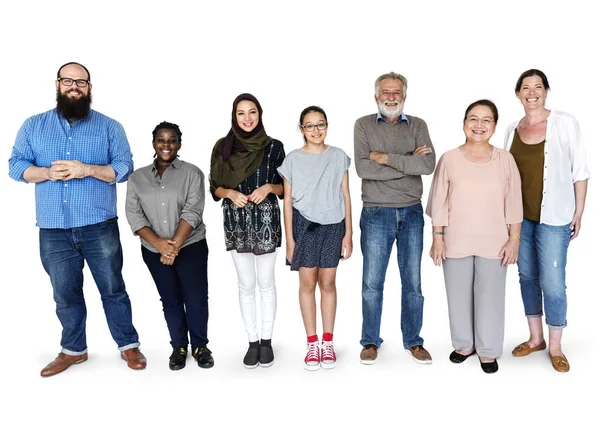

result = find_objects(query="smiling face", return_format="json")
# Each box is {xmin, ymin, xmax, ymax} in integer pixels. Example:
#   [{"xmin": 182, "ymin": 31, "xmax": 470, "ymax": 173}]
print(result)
[
  {"xmin": 300, "ymin": 111, "xmax": 328, "ymax": 146},
  {"xmin": 463, "ymin": 105, "xmax": 496, "ymax": 145},
  {"xmin": 517, "ymin": 75, "xmax": 548, "ymax": 110},
  {"xmin": 235, "ymin": 100, "xmax": 259, "ymax": 133},
  {"xmin": 375, "ymin": 78, "xmax": 405, "ymax": 120},
  {"xmin": 153, "ymin": 128, "xmax": 181, "ymax": 163},
  {"xmin": 56, "ymin": 63, "xmax": 91, "ymax": 99}
]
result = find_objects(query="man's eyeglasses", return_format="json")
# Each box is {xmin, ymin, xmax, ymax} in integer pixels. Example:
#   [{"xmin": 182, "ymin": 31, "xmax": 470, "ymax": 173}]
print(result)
[
  {"xmin": 57, "ymin": 78, "xmax": 90, "ymax": 88},
  {"xmin": 300, "ymin": 123, "xmax": 328, "ymax": 132}
]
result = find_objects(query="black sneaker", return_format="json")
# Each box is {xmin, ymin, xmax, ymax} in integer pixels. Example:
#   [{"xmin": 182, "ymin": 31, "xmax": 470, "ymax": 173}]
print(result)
[
  {"xmin": 259, "ymin": 339, "xmax": 274, "ymax": 367},
  {"xmin": 192, "ymin": 346, "xmax": 214, "ymax": 369},
  {"xmin": 243, "ymin": 341, "xmax": 260, "ymax": 369},
  {"xmin": 169, "ymin": 347, "xmax": 187, "ymax": 371}
]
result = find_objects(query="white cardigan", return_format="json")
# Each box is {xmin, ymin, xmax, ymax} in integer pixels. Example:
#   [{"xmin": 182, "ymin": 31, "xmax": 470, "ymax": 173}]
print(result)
[{"xmin": 504, "ymin": 110, "xmax": 589, "ymax": 226}]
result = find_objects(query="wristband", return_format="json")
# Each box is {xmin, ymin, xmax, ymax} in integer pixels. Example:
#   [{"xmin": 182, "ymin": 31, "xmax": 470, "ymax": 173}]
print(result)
[{"xmin": 432, "ymin": 231, "xmax": 445, "ymax": 235}]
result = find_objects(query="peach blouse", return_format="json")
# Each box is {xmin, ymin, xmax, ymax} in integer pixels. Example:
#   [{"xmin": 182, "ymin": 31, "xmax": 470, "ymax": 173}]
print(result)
[{"xmin": 426, "ymin": 147, "xmax": 523, "ymax": 259}]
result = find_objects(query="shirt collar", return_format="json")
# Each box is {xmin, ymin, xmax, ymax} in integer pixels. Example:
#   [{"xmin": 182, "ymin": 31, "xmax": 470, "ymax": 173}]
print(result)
[
  {"xmin": 152, "ymin": 157, "xmax": 182, "ymax": 175},
  {"xmin": 376, "ymin": 112, "xmax": 409, "ymax": 125}
]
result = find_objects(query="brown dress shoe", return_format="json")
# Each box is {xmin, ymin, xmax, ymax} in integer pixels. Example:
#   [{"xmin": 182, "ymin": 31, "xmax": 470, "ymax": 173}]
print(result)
[
  {"xmin": 120, "ymin": 348, "xmax": 147, "ymax": 370},
  {"xmin": 360, "ymin": 344, "xmax": 378, "ymax": 365},
  {"xmin": 40, "ymin": 352, "xmax": 88, "ymax": 377},
  {"xmin": 512, "ymin": 340, "xmax": 546, "ymax": 357}
]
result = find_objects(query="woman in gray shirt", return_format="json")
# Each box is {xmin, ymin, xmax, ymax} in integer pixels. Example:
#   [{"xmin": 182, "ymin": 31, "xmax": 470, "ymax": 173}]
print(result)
[{"xmin": 126, "ymin": 122, "xmax": 213, "ymax": 371}]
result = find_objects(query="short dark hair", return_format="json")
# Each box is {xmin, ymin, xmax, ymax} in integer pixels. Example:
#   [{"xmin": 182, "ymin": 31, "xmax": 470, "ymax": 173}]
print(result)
[
  {"xmin": 57, "ymin": 62, "xmax": 91, "ymax": 81},
  {"xmin": 463, "ymin": 99, "xmax": 499, "ymax": 123},
  {"xmin": 514, "ymin": 69, "xmax": 550, "ymax": 95},
  {"xmin": 152, "ymin": 121, "xmax": 182, "ymax": 141}
]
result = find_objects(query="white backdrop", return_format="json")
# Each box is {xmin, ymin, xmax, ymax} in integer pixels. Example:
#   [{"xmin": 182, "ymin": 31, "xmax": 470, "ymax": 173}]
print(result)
[{"xmin": 1, "ymin": 1, "xmax": 597, "ymax": 423}]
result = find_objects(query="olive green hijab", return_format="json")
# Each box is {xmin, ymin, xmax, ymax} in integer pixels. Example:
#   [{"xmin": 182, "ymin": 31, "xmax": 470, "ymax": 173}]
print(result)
[{"xmin": 209, "ymin": 93, "xmax": 271, "ymax": 190}]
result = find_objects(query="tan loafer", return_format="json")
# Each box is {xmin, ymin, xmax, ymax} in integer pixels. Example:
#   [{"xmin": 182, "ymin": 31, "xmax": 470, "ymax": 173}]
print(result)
[
  {"xmin": 512, "ymin": 340, "xmax": 546, "ymax": 357},
  {"xmin": 550, "ymin": 354, "xmax": 570, "ymax": 372}
]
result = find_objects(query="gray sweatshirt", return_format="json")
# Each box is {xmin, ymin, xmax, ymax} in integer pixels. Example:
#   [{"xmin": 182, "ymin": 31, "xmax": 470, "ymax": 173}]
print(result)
[{"xmin": 354, "ymin": 113, "xmax": 436, "ymax": 207}]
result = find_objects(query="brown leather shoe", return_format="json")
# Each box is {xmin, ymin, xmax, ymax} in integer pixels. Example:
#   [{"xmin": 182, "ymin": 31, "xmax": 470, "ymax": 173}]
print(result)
[
  {"xmin": 360, "ymin": 344, "xmax": 378, "ymax": 365},
  {"xmin": 550, "ymin": 353, "xmax": 570, "ymax": 372},
  {"xmin": 512, "ymin": 340, "xmax": 546, "ymax": 357},
  {"xmin": 120, "ymin": 348, "xmax": 147, "ymax": 370},
  {"xmin": 406, "ymin": 345, "xmax": 432, "ymax": 364},
  {"xmin": 40, "ymin": 352, "xmax": 88, "ymax": 377}
]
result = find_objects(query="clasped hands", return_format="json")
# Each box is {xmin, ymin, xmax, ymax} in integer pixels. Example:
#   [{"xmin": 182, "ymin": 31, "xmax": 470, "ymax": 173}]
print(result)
[
  {"xmin": 155, "ymin": 238, "xmax": 180, "ymax": 265},
  {"xmin": 46, "ymin": 160, "xmax": 90, "ymax": 181},
  {"xmin": 227, "ymin": 184, "xmax": 271, "ymax": 208}
]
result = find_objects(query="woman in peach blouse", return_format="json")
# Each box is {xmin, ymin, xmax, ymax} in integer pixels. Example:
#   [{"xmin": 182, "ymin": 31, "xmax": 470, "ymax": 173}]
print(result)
[{"xmin": 426, "ymin": 99, "xmax": 523, "ymax": 374}]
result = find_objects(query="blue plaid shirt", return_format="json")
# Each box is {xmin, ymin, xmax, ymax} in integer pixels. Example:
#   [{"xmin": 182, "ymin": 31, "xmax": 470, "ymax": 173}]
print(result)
[{"xmin": 9, "ymin": 108, "xmax": 134, "ymax": 229}]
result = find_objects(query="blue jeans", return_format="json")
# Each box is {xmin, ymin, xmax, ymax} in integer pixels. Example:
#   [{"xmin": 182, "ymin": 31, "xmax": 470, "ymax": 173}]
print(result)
[
  {"xmin": 142, "ymin": 240, "xmax": 209, "ymax": 350},
  {"xmin": 517, "ymin": 218, "xmax": 571, "ymax": 329},
  {"xmin": 39, "ymin": 218, "xmax": 140, "ymax": 355},
  {"xmin": 360, "ymin": 204, "xmax": 425, "ymax": 349}
]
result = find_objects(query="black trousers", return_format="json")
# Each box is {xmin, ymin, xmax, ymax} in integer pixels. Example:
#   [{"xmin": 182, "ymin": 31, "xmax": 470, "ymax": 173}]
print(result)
[{"xmin": 142, "ymin": 239, "xmax": 209, "ymax": 349}]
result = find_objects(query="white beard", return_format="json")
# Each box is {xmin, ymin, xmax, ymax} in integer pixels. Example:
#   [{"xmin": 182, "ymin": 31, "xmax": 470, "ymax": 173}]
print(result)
[{"xmin": 377, "ymin": 99, "xmax": 404, "ymax": 119}]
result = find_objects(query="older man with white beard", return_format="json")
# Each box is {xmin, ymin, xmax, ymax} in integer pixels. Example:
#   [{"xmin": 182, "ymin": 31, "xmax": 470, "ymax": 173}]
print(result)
[{"xmin": 354, "ymin": 72, "xmax": 436, "ymax": 365}]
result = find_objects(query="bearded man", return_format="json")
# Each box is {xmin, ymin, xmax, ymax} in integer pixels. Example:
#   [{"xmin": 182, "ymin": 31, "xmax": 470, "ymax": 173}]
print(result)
[
  {"xmin": 8, "ymin": 62, "xmax": 146, "ymax": 376},
  {"xmin": 354, "ymin": 72, "xmax": 436, "ymax": 366}
]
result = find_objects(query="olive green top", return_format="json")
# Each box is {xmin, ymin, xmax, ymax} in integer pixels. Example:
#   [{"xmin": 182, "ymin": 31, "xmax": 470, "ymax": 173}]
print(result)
[{"xmin": 509, "ymin": 130, "xmax": 545, "ymax": 221}]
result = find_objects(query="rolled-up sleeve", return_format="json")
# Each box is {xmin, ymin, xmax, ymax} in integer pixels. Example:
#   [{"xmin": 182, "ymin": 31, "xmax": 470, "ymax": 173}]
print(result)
[
  {"xmin": 568, "ymin": 117, "xmax": 590, "ymax": 183},
  {"xmin": 504, "ymin": 153, "xmax": 523, "ymax": 225},
  {"xmin": 125, "ymin": 176, "xmax": 152, "ymax": 234},
  {"xmin": 180, "ymin": 168, "xmax": 205, "ymax": 229},
  {"xmin": 425, "ymin": 153, "xmax": 449, "ymax": 226},
  {"xmin": 8, "ymin": 119, "xmax": 36, "ymax": 183},
  {"xmin": 108, "ymin": 121, "xmax": 134, "ymax": 184}
]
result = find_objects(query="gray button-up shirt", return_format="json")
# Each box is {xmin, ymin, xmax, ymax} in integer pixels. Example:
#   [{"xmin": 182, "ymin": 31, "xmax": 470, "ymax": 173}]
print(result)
[{"xmin": 126, "ymin": 158, "xmax": 206, "ymax": 253}]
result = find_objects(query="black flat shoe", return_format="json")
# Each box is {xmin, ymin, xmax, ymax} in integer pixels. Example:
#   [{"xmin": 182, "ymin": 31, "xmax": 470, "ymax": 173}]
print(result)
[
  {"xmin": 259, "ymin": 339, "xmax": 274, "ymax": 367},
  {"xmin": 244, "ymin": 341, "xmax": 260, "ymax": 369},
  {"xmin": 449, "ymin": 350, "xmax": 475, "ymax": 364},
  {"xmin": 480, "ymin": 359, "xmax": 498, "ymax": 374},
  {"xmin": 169, "ymin": 347, "xmax": 187, "ymax": 371},
  {"xmin": 193, "ymin": 346, "xmax": 214, "ymax": 369}
]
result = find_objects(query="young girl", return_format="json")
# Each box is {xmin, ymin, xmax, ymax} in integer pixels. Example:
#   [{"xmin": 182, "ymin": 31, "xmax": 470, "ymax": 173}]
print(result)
[{"xmin": 277, "ymin": 106, "xmax": 352, "ymax": 371}]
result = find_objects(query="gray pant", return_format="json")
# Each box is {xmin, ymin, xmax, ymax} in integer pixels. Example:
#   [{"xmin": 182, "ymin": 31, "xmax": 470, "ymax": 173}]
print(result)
[{"xmin": 442, "ymin": 256, "xmax": 507, "ymax": 359}]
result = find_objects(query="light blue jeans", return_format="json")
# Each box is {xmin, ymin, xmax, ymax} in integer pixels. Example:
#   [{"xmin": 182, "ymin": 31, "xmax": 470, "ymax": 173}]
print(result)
[
  {"xmin": 517, "ymin": 218, "xmax": 571, "ymax": 329},
  {"xmin": 360, "ymin": 204, "xmax": 425, "ymax": 349}
]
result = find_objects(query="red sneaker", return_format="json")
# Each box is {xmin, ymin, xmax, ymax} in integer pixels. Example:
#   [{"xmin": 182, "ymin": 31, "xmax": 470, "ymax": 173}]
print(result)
[
  {"xmin": 321, "ymin": 340, "xmax": 336, "ymax": 369},
  {"xmin": 304, "ymin": 341, "xmax": 320, "ymax": 371}
]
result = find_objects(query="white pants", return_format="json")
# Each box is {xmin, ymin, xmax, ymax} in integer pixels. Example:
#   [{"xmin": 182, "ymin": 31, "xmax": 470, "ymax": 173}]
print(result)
[{"xmin": 231, "ymin": 251, "xmax": 278, "ymax": 342}]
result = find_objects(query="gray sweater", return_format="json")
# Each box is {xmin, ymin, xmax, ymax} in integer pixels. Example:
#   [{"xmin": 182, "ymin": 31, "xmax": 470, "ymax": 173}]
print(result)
[{"xmin": 354, "ymin": 113, "xmax": 436, "ymax": 207}]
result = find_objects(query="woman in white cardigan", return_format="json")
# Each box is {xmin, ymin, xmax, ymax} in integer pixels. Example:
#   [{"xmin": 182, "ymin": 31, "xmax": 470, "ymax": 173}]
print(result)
[{"xmin": 505, "ymin": 69, "xmax": 589, "ymax": 372}]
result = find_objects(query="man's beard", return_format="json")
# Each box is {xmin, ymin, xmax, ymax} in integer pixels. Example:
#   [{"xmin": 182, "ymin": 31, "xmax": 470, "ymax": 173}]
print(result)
[
  {"xmin": 56, "ymin": 90, "xmax": 92, "ymax": 120},
  {"xmin": 377, "ymin": 99, "xmax": 404, "ymax": 120}
]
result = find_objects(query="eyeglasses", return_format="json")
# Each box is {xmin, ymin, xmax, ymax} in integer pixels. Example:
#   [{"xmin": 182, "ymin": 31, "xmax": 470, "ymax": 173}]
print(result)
[
  {"xmin": 466, "ymin": 116, "xmax": 495, "ymax": 126},
  {"xmin": 57, "ymin": 78, "xmax": 90, "ymax": 88},
  {"xmin": 300, "ymin": 122, "xmax": 328, "ymax": 132}
]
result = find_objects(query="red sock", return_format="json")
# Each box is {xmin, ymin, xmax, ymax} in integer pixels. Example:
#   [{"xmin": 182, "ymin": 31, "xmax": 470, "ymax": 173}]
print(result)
[
  {"xmin": 323, "ymin": 333, "xmax": 333, "ymax": 342},
  {"xmin": 307, "ymin": 335, "xmax": 318, "ymax": 343}
]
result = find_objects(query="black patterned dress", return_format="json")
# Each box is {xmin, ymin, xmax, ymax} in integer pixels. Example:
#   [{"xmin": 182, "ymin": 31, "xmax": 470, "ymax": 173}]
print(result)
[{"xmin": 211, "ymin": 139, "xmax": 285, "ymax": 255}]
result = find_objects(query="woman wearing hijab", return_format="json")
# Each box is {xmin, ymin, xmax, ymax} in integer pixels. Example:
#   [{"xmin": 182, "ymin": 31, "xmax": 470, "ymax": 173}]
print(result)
[{"xmin": 210, "ymin": 93, "xmax": 285, "ymax": 369}]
